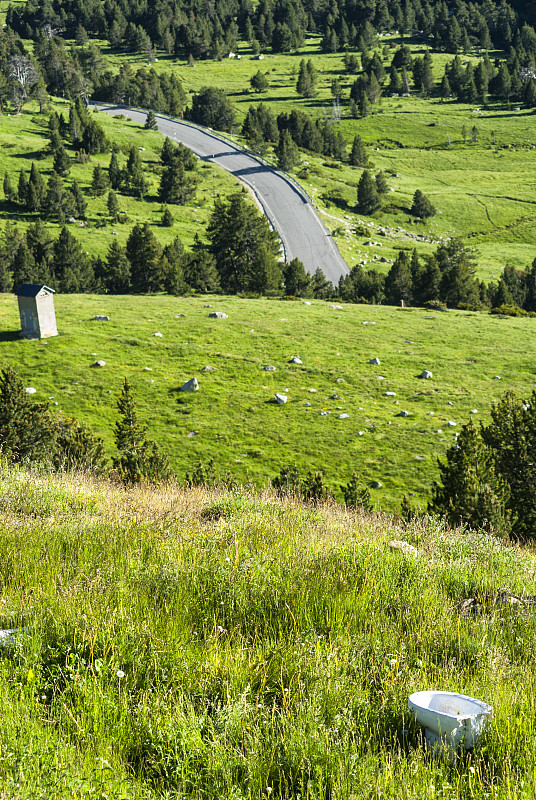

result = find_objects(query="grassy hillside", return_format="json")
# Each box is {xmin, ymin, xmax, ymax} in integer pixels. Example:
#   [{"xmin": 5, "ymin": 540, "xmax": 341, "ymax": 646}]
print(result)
[
  {"xmin": 2, "ymin": 292, "xmax": 536, "ymax": 509},
  {"xmin": 92, "ymin": 36, "xmax": 536, "ymax": 281},
  {"xmin": 1, "ymin": 462, "xmax": 536, "ymax": 798},
  {"xmin": 0, "ymin": 101, "xmax": 242, "ymax": 256}
]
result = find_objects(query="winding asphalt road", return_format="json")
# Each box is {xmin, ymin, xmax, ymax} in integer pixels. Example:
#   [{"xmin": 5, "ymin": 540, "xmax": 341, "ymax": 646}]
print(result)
[{"xmin": 91, "ymin": 104, "xmax": 349, "ymax": 284}]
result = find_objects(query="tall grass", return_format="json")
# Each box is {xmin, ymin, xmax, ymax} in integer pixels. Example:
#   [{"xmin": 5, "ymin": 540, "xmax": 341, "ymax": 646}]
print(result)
[{"xmin": 0, "ymin": 461, "xmax": 535, "ymax": 797}]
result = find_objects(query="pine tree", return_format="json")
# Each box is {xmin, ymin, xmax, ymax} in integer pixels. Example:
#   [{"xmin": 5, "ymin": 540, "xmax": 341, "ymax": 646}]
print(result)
[
  {"xmin": 283, "ymin": 257, "xmax": 311, "ymax": 296},
  {"xmin": 3, "ymin": 172, "xmax": 14, "ymax": 203},
  {"xmin": 126, "ymin": 222, "xmax": 164, "ymax": 293},
  {"xmin": 108, "ymin": 151, "xmax": 121, "ymax": 190},
  {"xmin": 385, "ymin": 251, "xmax": 413, "ymax": 306},
  {"xmin": 91, "ymin": 165, "xmax": 109, "ymax": 196},
  {"xmin": 357, "ymin": 170, "xmax": 381, "ymax": 214},
  {"xmin": 43, "ymin": 172, "xmax": 75, "ymax": 223},
  {"xmin": 113, "ymin": 378, "xmax": 171, "ymax": 484},
  {"xmin": 359, "ymin": 90, "xmax": 370, "ymax": 117},
  {"xmin": 53, "ymin": 414, "xmax": 107, "ymax": 473},
  {"xmin": 107, "ymin": 189, "xmax": 119, "ymax": 221},
  {"xmin": 375, "ymin": 171, "xmax": 388, "ymax": 194},
  {"xmin": 350, "ymin": 135, "xmax": 368, "ymax": 166},
  {"xmin": 162, "ymin": 236, "xmax": 188, "ymax": 294},
  {"xmin": 17, "ymin": 170, "xmax": 28, "ymax": 205},
  {"xmin": 53, "ymin": 226, "xmax": 94, "ymax": 292},
  {"xmin": 53, "ymin": 145, "xmax": 71, "ymax": 176},
  {"xmin": 69, "ymin": 180, "xmax": 87, "ymax": 218},
  {"xmin": 105, "ymin": 240, "xmax": 131, "ymax": 294},
  {"xmin": 430, "ymin": 418, "xmax": 512, "ymax": 536},
  {"xmin": 27, "ymin": 162, "xmax": 45, "ymax": 211},
  {"xmin": 411, "ymin": 189, "xmax": 436, "ymax": 218},
  {"xmin": 0, "ymin": 366, "xmax": 55, "ymax": 463},
  {"xmin": 144, "ymin": 110, "xmax": 158, "ymax": 130},
  {"xmin": 161, "ymin": 206, "xmax": 174, "ymax": 227},
  {"xmin": 208, "ymin": 194, "xmax": 281, "ymax": 294},
  {"xmin": 124, "ymin": 146, "xmax": 149, "ymax": 198},
  {"xmin": 276, "ymin": 129, "xmax": 300, "ymax": 172},
  {"xmin": 183, "ymin": 235, "xmax": 221, "ymax": 292},
  {"xmin": 481, "ymin": 391, "xmax": 536, "ymax": 539}
]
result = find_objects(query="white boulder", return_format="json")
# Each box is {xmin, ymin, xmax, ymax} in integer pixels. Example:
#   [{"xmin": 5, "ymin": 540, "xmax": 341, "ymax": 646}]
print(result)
[{"xmin": 180, "ymin": 377, "xmax": 199, "ymax": 392}]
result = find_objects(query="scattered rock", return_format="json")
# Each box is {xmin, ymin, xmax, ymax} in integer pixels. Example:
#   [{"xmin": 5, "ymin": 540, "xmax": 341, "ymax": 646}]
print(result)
[
  {"xmin": 448, "ymin": 401, "xmax": 453, "ymax": 406},
  {"xmin": 309, "ymin": 388, "xmax": 317, "ymax": 393},
  {"xmin": 305, "ymin": 402, "xmax": 311, "ymax": 407},
  {"xmin": 397, "ymin": 410, "xmax": 410, "ymax": 417},
  {"xmin": 369, "ymin": 357, "xmax": 381, "ymax": 365},
  {"xmin": 187, "ymin": 431, "xmax": 198, "ymax": 437},
  {"xmin": 337, "ymin": 413, "xmax": 349, "ymax": 419},
  {"xmin": 387, "ymin": 540, "xmax": 418, "ymax": 557},
  {"xmin": 471, "ymin": 408, "xmax": 478, "ymax": 414},
  {"xmin": 179, "ymin": 377, "xmax": 199, "ymax": 392},
  {"xmin": 303, "ymin": 301, "xmax": 311, "ymax": 305},
  {"xmin": 25, "ymin": 387, "xmax": 36, "ymax": 394},
  {"xmin": 493, "ymin": 375, "xmax": 501, "ymax": 380},
  {"xmin": 275, "ymin": 393, "xmax": 288, "ymax": 404},
  {"xmin": 336, "ymin": 378, "xmax": 345, "ymax": 383},
  {"xmin": 358, "ymin": 430, "xmax": 364, "ymax": 436},
  {"xmin": 153, "ymin": 332, "xmax": 163, "ymax": 337},
  {"xmin": 92, "ymin": 315, "xmax": 110, "ymax": 321},
  {"xmin": 447, "ymin": 420, "xmax": 456, "ymax": 427},
  {"xmin": 143, "ymin": 367, "xmax": 152, "ymax": 371},
  {"xmin": 331, "ymin": 393, "xmax": 341, "ymax": 399},
  {"xmin": 320, "ymin": 411, "xmax": 329, "ymax": 416},
  {"xmin": 330, "ymin": 304, "xmax": 343, "ymax": 310},
  {"xmin": 263, "ymin": 365, "xmax": 277, "ymax": 372},
  {"xmin": 419, "ymin": 370, "xmax": 433, "ymax": 379},
  {"xmin": 370, "ymin": 481, "xmax": 383, "ymax": 489},
  {"xmin": 385, "ymin": 391, "xmax": 396, "ymax": 397},
  {"xmin": 92, "ymin": 361, "xmax": 106, "ymax": 368},
  {"xmin": 414, "ymin": 455, "xmax": 426, "ymax": 460},
  {"xmin": 208, "ymin": 311, "xmax": 228, "ymax": 319},
  {"xmin": 176, "ymin": 313, "xmax": 186, "ymax": 317},
  {"xmin": 289, "ymin": 356, "xmax": 302, "ymax": 364},
  {"xmin": 202, "ymin": 365, "xmax": 216, "ymax": 372},
  {"xmin": 203, "ymin": 304, "xmax": 212, "ymax": 308},
  {"xmin": 362, "ymin": 321, "xmax": 376, "ymax": 325}
]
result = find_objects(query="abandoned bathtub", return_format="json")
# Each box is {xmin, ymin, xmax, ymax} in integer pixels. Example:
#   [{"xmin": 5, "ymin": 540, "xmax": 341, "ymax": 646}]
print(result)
[{"xmin": 408, "ymin": 690, "xmax": 492, "ymax": 757}]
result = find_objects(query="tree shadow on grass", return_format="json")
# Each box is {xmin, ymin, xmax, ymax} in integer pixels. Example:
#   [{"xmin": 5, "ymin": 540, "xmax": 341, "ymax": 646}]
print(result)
[{"xmin": 0, "ymin": 331, "xmax": 21, "ymax": 342}]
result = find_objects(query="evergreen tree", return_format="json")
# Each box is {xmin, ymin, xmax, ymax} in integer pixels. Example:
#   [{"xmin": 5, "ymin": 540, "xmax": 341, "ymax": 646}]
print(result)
[
  {"xmin": 53, "ymin": 226, "xmax": 94, "ymax": 292},
  {"xmin": 276, "ymin": 129, "xmax": 300, "ymax": 171},
  {"xmin": 162, "ymin": 236, "xmax": 188, "ymax": 294},
  {"xmin": 113, "ymin": 378, "xmax": 171, "ymax": 484},
  {"xmin": 250, "ymin": 70, "xmax": 269, "ymax": 92},
  {"xmin": 436, "ymin": 239, "xmax": 480, "ymax": 307},
  {"xmin": 350, "ymin": 135, "xmax": 367, "ymax": 166},
  {"xmin": 53, "ymin": 145, "xmax": 70, "ymax": 176},
  {"xmin": 126, "ymin": 222, "xmax": 164, "ymax": 293},
  {"xmin": 91, "ymin": 165, "xmax": 109, "ymax": 196},
  {"xmin": 208, "ymin": 194, "xmax": 282, "ymax": 294},
  {"xmin": 183, "ymin": 235, "xmax": 221, "ymax": 293},
  {"xmin": 430, "ymin": 418, "xmax": 512, "ymax": 537},
  {"xmin": 12, "ymin": 242, "xmax": 37, "ymax": 287},
  {"xmin": 283, "ymin": 257, "xmax": 311, "ymax": 296},
  {"xmin": 359, "ymin": 91, "xmax": 370, "ymax": 117},
  {"xmin": 105, "ymin": 239, "xmax": 131, "ymax": 294},
  {"xmin": 481, "ymin": 391, "xmax": 536, "ymax": 539},
  {"xmin": 3, "ymin": 172, "xmax": 14, "ymax": 203},
  {"xmin": 385, "ymin": 251, "xmax": 413, "ymax": 306},
  {"xmin": 159, "ymin": 159, "xmax": 197, "ymax": 205},
  {"xmin": 43, "ymin": 172, "xmax": 75, "ymax": 223},
  {"xmin": 161, "ymin": 206, "xmax": 174, "ymax": 227},
  {"xmin": 124, "ymin": 146, "xmax": 149, "ymax": 198},
  {"xmin": 53, "ymin": 414, "xmax": 107, "ymax": 473},
  {"xmin": 27, "ymin": 162, "xmax": 45, "ymax": 211},
  {"xmin": 107, "ymin": 189, "xmax": 119, "ymax": 221},
  {"xmin": 144, "ymin": 110, "xmax": 158, "ymax": 130},
  {"xmin": 411, "ymin": 189, "xmax": 436, "ymax": 218},
  {"xmin": 357, "ymin": 169, "xmax": 381, "ymax": 214},
  {"xmin": 69, "ymin": 180, "xmax": 87, "ymax": 218},
  {"xmin": 375, "ymin": 171, "xmax": 388, "ymax": 194},
  {"xmin": 0, "ymin": 366, "xmax": 55, "ymax": 463},
  {"xmin": 108, "ymin": 151, "xmax": 121, "ymax": 190},
  {"xmin": 17, "ymin": 170, "xmax": 28, "ymax": 205}
]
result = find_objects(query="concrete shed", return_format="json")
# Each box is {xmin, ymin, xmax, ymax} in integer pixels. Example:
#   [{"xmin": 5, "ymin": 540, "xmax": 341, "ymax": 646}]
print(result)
[{"xmin": 15, "ymin": 284, "xmax": 58, "ymax": 339}]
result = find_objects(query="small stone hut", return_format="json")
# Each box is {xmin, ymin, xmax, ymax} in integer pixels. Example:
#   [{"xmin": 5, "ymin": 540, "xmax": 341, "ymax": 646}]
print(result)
[{"xmin": 15, "ymin": 284, "xmax": 58, "ymax": 339}]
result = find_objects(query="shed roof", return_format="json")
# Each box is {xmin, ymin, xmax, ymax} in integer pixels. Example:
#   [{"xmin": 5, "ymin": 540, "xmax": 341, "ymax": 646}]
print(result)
[{"xmin": 15, "ymin": 284, "xmax": 55, "ymax": 298}]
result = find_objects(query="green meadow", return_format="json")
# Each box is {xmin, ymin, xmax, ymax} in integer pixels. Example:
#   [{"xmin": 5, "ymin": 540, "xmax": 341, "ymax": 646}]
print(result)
[
  {"xmin": 3, "ymin": 292, "xmax": 536, "ymax": 509},
  {"xmin": 1, "ymin": 464, "xmax": 536, "ymax": 798}
]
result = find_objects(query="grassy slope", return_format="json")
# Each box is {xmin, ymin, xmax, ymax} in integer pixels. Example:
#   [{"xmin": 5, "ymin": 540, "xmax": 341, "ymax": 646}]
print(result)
[
  {"xmin": 2, "ymin": 292, "xmax": 536, "ymax": 509},
  {"xmin": 0, "ymin": 102, "xmax": 243, "ymax": 255},
  {"xmin": 1, "ymin": 463, "xmax": 536, "ymax": 798},
  {"xmin": 92, "ymin": 36, "xmax": 536, "ymax": 281}
]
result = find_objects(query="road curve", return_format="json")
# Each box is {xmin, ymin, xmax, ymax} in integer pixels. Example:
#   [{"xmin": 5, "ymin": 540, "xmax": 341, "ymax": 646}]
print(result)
[{"xmin": 91, "ymin": 103, "xmax": 349, "ymax": 284}]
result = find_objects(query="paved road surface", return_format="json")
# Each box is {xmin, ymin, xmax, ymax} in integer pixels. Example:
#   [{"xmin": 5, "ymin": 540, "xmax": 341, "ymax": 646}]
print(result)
[{"xmin": 92, "ymin": 104, "xmax": 349, "ymax": 284}]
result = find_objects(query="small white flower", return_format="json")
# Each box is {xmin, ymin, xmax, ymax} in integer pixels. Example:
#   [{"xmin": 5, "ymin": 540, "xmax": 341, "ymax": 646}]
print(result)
[
  {"xmin": 217, "ymin": 625, "xmax": 224, "ymax": 633},
  {"xmin": 390, "ymin": 658, "xmax": 397, "ymax": 668},
  {"xmin": 116, "ymin": 670, "xmax": 125, "ymax": 679}
]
